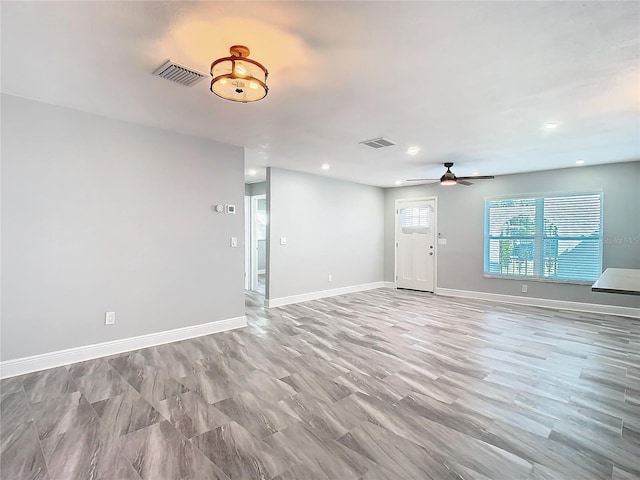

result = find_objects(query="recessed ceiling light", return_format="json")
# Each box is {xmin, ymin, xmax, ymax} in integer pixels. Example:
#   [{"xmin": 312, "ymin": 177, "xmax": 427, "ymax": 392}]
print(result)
[
  {"xmin": 247, "ymin": 169, "xmax": 257, "ymax": 176},
  {"xmin": 576, "ymin": 159, "xmax": 585, "ymax": 164},
  {"xmin": 321, "ymin": 163, "xmax": 330, "ymax": 170},
  {"xmin": 545, "ymin": 122, "xmax": 559, "ymax": 129},
  {"xmin": 472, "ymin": 171, "xmax": 479, "ymax": 176},
  {"xmin": 395, "ymin": 180, "xmax": 402, "ymax": 185},
  {"xmin": 407, "ymin": 146, "xmax": 419, "ymax": 155}
]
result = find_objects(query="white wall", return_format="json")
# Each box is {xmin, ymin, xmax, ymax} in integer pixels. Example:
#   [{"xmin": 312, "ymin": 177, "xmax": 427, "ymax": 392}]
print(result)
[
  {"xmin": 245, "ymin": 182, "xmax": 266, "ymax": 197},
  {"xmin": 1, "ymin": 94, "xmax": 245, "ymax": 362},
  {"xmin": 257, "ymin": 198, "xmax": 267, "ymax": 272},
  {"xmin": 267, "ymin": 168, "xmax": 385, "ymax": 301},
  {"xmin": 384, "ymin": 161, "xmax": 640, "ymax": 309}
]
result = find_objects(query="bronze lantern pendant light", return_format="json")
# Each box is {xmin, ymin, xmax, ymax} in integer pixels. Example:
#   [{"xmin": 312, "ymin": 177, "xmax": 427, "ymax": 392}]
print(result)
[{"xmin": 210, "ymin": 45, "xmax": 269, "ymax": 103}]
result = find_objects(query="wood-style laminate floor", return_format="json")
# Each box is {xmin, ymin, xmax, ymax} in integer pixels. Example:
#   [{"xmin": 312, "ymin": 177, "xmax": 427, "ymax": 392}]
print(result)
[{"xmin": 1, "ymin": 288, "xmax": 639, "ymax": 480}]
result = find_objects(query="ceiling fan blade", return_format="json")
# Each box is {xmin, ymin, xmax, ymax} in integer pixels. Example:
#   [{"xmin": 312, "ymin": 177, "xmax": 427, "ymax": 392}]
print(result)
[
  {"xmin": 406, "ymin": 178, "xmax": 439, "ymax": 182},
  {"xmin": 457, "ymin": 180, "xmax": 473, "ymax": 186},
  {"xmin": 457, "ymin": 175, "xmax": 495, "ymax": 180}
]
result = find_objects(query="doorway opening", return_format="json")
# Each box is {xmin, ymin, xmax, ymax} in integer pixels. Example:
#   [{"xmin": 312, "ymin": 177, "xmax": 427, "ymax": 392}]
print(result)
[
  {"xmin": 245, "ymin": 191, "xmax": 267, "ymax": 295},
  {"xmin": 250, "ymin": 194, "xmax": 267, "ymax": 293}
]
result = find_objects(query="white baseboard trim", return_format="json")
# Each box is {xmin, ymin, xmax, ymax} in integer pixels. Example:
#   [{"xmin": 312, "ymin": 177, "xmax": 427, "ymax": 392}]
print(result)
[
  {"xmin": 435, "ymin": 288, "xmax": 640, "ymax": 319},
  {"xmin": 265, "ymin": 281, "xmax": 395, "ymax": 308},
  {"xmin": 0, "ymin": 316, "xmax": 247, "ymax": 379}
]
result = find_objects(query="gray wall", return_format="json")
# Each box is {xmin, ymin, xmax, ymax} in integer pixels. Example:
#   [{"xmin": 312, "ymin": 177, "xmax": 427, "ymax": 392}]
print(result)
[
  {"xmin": 267, "ymin": 168, "xmax": 384, "ymax": 300},
  {"xmin": 384, "ymin": 161, "xmax": 640, "ymax": 308},
  {"xmin": 1, "ymin": 94, "xmax": 245, "ymax": 361}
]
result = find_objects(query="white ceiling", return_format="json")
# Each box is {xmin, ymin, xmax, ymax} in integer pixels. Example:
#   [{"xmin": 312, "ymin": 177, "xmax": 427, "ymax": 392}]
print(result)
[{"xmin": 2, "ymin": 1, "xmax": 638, "ymax": 187}]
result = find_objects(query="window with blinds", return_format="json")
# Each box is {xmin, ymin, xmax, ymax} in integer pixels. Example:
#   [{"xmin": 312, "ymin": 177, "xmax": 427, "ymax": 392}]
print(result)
[{"xmin": 484, "ymin": 192, "xmax": 602, "ymax": 283}]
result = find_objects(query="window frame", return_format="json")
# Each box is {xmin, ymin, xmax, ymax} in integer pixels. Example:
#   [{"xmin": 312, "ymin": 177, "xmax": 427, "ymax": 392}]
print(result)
[{"xmin": 483, "ymin": 190, "xmax": 604, "ymax": 285}]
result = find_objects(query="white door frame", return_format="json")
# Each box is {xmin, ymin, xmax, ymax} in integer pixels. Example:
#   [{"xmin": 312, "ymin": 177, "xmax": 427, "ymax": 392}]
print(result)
[
  {"xmin": 250, "ymin": 194, "xmax": 266, "ymax": 291},
  {"xmin": 394, "ymin": 196, "xmax": 438, "ymax": 291},
  {"xmin": 244, "ymin": 196, "xmax": 251, "ymax": 290}
]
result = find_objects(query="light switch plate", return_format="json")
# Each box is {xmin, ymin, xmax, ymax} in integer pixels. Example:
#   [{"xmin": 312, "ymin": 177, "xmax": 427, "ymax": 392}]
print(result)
[
  {"xmin": 230, "ymin": 236, "xmax": 238, "ymax": 247},
  {"xmin": 280, "ymin": 237, "xmax": 287, "ymax": 245}
]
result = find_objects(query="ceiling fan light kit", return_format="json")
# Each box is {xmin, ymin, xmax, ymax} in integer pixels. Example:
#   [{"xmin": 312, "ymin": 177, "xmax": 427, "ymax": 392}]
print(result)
[
  {"xmin": 407, "ymin": 162, "xmax": 495, "ymax": 186},
  {"xmin": 210, "ymin": 45, "xmax": 268, "ymax": 103},
  {"xmin": 440, "ymin": 163, "xmax": 458, "ymax": 186}
]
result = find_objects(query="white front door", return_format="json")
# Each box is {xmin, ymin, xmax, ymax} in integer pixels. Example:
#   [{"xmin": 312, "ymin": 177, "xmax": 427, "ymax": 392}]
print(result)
[{"xmin": 395, "ymin": 198, "xmax": 436, "ymax": 292}]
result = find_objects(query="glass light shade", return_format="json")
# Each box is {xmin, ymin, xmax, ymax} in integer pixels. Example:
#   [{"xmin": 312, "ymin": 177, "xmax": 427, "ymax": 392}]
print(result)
[
  {"xmin": 440, "ymin": 172, "xmax": 457, "ymax": 185},
  {"xmin": 211, "ymin": 46, "xmax": 268, "ymax": 103}
]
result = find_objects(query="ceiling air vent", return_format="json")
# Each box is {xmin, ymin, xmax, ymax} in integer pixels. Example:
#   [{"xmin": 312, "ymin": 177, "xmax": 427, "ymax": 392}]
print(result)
[
  {"xmin": 153, "ymin": 60, "xmax": 205, "ymax": 87},
  {"xmin": 359, "ymin": 137, "xmax": 397, "ymax": 149}
]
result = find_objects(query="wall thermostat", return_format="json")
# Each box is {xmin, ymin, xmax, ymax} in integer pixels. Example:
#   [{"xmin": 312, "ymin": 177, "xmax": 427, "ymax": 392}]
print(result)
[
  {"xmin": 225, "ymin": 204, "xmax": 236, "ymax": 214},
  {"xmin": 215, "ymin": 205, "xmax": 224, "ymax": 213}
]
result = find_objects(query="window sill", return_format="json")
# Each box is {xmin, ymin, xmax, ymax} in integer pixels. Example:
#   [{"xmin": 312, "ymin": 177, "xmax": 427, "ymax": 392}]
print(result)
[{"xmin": 483, "ymin": 273, "xmax": 593, "ymax": 286}]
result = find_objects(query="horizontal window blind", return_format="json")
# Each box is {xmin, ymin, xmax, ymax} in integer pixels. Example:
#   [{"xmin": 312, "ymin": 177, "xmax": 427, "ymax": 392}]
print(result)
[
  {"xmin": 484, "ymin": 193, "xmax": 602, "ymax": 283},
  {"xmin": 401, "ymin": 206, "xmax": 432, "ymax": 234}
]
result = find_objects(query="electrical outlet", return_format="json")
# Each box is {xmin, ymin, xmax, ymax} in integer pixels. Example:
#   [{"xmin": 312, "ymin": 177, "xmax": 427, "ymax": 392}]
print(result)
[
  {"xmin": 105, "ymin": 312, "xmax": 116, "ymax": 325},
  {"xmin": 521, "ymin": 285, "xmax": 528, "ymax": 293},
  {"xmin": 328, "ymin": 274, "xmax": 332, "ymax": 282}
]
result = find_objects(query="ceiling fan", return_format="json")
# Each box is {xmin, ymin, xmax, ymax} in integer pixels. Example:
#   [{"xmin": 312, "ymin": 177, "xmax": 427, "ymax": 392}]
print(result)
[{"xmin": 407, "ymin": 162, "xmax": 495, "ymax": 186}]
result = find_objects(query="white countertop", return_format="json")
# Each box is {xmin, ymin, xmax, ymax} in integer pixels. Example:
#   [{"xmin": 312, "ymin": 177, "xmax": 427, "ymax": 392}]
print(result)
[{"xmin": 592, "ymin": 268, "xmax": 640, "ymax": 296}]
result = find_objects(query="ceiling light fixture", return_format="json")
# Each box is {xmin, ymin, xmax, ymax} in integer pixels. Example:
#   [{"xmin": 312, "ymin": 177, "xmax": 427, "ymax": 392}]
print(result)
[
  {"xmin": 472, "ymin": 171, "xmax": 479, "ymax": 176},
  {"xmin": 248, "ymin": 169, "xmax": 257, "ymax": 175},
  {"xmin": 321, "ymin": 163, "xmax": 330, "ymax": 170},
  {"xmin": 545, "ymin": 122, "xmax": 559, "ymax": 129},
  {"xmin": 576, "ymin": 159, "xmax": 585, "ymax": 164},
  {"xmin": 210, "ymin": 45, "xmax": 268, "ymax": 103},
  {"xmin": 395, "ymin": 180, "xmax": 402, "ymax": 185},
  {"xmin": 440, "ymin": 163, "xmax": 458, "ymax": 186},
  {"xmin": 406, "ymin": 162, "xmax": 495, "ymax": 186},
  {"xmin": 407, "ymin": 146, "xmax": 419, "ymax": 155}
]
